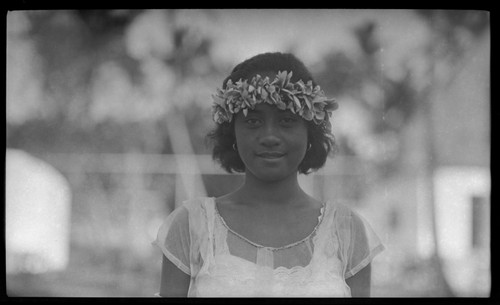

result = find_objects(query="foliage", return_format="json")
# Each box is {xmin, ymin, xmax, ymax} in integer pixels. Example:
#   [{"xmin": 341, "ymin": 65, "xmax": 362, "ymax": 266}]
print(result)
[
  {"xmin": 7, "ymin": 10, "xmax": 222, "ymax": 155},
  {"xmin": 212, "ymin": 71, "xmax": 338, "ymax": 126},
  {"xmin": 315, "ymin": 11, "xmax": 489, "ymax": 176}
]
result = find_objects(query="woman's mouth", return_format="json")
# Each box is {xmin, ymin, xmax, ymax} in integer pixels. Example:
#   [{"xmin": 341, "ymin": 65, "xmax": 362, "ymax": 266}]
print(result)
[{"xmin": 256, "ymin": 151, "xmax": 286, "ymax": 159}]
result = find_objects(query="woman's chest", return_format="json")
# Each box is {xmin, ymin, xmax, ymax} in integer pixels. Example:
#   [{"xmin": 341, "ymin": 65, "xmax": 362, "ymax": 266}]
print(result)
[
  {"xmin": 194, "ymin": 253, "xmax": 349, "ymax": 297},
  {"xmin": 218, "ymin": 205, "xmax": 321, "ymax": 248}
]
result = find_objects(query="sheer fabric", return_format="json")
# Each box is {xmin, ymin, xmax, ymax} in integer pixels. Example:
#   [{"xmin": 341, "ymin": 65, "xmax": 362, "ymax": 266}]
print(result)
[{"xmin": 153, "ymin": 197, "xmax": 384, "ymax": 297}]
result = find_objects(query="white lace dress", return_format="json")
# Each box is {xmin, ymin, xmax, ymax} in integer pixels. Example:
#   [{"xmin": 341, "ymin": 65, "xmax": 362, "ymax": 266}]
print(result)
[{"xmin": 154, "ymin": 197, "xmax": 384, "ymax": 297}]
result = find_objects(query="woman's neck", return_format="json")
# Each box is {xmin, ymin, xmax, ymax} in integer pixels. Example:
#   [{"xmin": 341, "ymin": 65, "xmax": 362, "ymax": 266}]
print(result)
[{"xmin": 235, "ymin": 171, "xmax": 308, "ymax": 207}]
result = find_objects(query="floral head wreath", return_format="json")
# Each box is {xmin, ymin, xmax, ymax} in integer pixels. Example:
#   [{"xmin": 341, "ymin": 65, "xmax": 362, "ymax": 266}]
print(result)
[{"xmin": 211, "ymin": 71, "xmax": 338, "ymax": 130}]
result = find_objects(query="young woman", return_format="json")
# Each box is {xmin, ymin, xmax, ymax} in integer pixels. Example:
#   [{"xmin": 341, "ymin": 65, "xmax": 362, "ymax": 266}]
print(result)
[{"xmin": 154, "ymin": 52, "xmax": 384, "ymax": 297}]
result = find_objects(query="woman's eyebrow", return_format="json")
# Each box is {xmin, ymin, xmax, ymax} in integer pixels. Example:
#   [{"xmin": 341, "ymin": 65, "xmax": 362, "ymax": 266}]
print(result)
[
  {"xmin": 277, "ymin": 109, "xmax": 299, "ymax": 116},
  {"xmin": 246, "ymin": 109, "xmax": 263, "ymax": 114}
]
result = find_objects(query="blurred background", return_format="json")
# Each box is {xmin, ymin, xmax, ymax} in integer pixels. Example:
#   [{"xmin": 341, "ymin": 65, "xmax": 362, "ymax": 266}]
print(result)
[{"xmin": 6, "ymin": 9, "xmax": 490, "ymax": 297}]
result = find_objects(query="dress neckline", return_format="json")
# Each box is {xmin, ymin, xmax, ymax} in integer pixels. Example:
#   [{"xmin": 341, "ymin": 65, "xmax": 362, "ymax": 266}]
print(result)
[{"xmin": 211, "ymin": 197, "xmax": 327, "ymax": 251}]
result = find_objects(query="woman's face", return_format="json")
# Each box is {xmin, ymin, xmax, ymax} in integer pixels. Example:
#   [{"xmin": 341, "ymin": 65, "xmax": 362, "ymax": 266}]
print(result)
[{"xmin": 234, "ymin": 103, "xmax": 308, "ymax": 182}]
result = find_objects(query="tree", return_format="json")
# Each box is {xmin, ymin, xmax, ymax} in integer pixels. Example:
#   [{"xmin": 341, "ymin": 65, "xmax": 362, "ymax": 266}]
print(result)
[
  {"xmin": 316, "ymin": 10, "xmax": 489, "ymax": 296},
  {"xmin": 316, "ymin": 21, "xmax": 420, "ymax": 177},
  {"xmin": 414, "ymin": 9, "xmax": 489, "ymax": 297},
  {"xmin": 7, "ymin": 10, "xmax": 144, "ymax": 153},
  {"xmin": 7, "ymin": 10, "xmax": 223, "ymax": 156}
]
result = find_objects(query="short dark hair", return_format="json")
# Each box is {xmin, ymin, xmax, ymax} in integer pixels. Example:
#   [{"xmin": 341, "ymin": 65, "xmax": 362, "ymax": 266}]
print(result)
[{"xmin": 207, "ymin": 52, "xmax": 337, "ymax": 174}]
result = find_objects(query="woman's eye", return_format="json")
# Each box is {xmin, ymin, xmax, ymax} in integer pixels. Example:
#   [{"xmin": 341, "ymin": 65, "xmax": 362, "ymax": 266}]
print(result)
[
  {"xmin": 281, "ymin": 117, "xmax": 298, "ymax": 124},
  {"xmin": 245, "ymin": 118, "xmax": 261, "ymax": 126}
]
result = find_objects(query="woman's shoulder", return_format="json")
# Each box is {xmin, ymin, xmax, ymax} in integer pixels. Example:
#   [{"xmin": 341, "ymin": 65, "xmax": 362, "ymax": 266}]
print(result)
[
  {"xmin": 160, "ymin": 197, "xmax": 215, "ymax": 235},
  {"xmin": 327, "ymin": 200, "xmax": 355, "ymax": 217},
  {"xmin": 326, "ymin": 200, "xmax": 366, "ymax": 230},
  {"xmin": 180, "ymin": 196, "xmax": 217, "ymax": 223},
  {"xmin": 179, "ymin": 196, "xmax": 215, "ymax": 211}
]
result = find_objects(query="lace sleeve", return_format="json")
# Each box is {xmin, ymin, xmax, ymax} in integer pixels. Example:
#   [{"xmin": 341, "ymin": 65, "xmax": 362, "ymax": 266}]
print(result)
[
  {"xmin": 153, "ymin": 205, "xmax": 191, "ymax": 275},
  {"xmin": 336, "ymin": 205, "xmax": 385, "ymax": 279}
]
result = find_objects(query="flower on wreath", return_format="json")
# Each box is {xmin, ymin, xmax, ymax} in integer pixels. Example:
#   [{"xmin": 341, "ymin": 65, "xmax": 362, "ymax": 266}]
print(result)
[{"xmin": 211, "ymin": 71, "xmax": 338, "ymax": 126}]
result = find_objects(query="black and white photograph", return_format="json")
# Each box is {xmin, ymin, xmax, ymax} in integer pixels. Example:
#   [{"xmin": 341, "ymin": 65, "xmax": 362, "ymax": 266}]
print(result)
[{"xmin": 6, "ymin": 9, "xmax": 490, "ymax": 298}]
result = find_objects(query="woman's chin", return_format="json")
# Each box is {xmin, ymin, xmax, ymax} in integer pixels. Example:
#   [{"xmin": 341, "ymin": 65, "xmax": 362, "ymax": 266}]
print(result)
[{"xmin": 246, "ymin": 167, "xmax": 296, "ymax": 183}]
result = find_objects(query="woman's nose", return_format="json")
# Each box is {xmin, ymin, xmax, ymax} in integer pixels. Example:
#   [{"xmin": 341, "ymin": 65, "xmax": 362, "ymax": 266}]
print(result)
[{"xmin": 259, "ymin": 124, "xmax": 282, "ymax": 148}]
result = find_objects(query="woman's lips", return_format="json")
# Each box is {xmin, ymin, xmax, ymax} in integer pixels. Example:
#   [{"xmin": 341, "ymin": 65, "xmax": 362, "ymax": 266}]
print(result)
[{"xmin": 256, "ymin": 151, "xmax": 286, "ymax": 159}]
